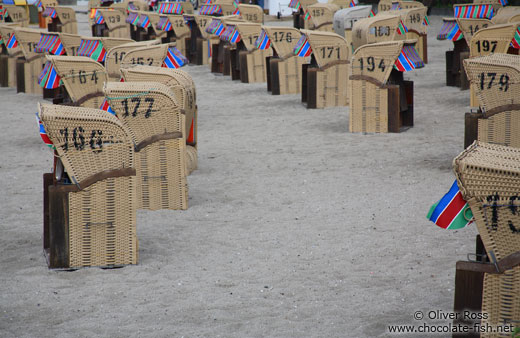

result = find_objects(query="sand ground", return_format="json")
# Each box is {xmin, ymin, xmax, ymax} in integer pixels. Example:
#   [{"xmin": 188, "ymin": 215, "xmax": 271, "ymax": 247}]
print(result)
[{"xmin": 0, "ymin": 13, "xmax": 479, "ymax": 338}]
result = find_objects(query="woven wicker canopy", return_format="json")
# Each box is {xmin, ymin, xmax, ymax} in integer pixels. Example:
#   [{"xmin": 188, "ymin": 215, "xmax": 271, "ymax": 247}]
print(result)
[
  {"xmin": 388, "ymin": 7, "xmax": 428, "ymax": 34},
  {"xmin": 120, "ymin": 43, "xmax": 170, "ymax": 69},
  {"xmin": 13, "ymin": 28, "xmax": 45, "ymax": 61},
  {"xmin": 231, "ymin": 22, "xmax": 262, "ymax": 51},
  {"xmin": 470, "ymin": 22, "xmax": 520, "ymax": 57},
  {"xmin": 261, "ymin": 26, "xmax": 302, "ymax": 58},
  {"xmin": 237, "ymin": 4, "xmax": 263, "ymax": 23},
  {"xmin": 456, "ymin": 18, "xmax": 492, "ymax": 45},
  {"xmin": 351, "ymin": 14, "xmax": 402, "ymax": 50},
  {"xmin": 3, "ymin": 5, "xmax": 28, "ymax": 27},
  {"xmin": 105, "ymin": 40, "xmax": 160, "ymax": 80},
  {"xmin": 300, "ymin": 29, "xmax": 348, "ymax": 67}
]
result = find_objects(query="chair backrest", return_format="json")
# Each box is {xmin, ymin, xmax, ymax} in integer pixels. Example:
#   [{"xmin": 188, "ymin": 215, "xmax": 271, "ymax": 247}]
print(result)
[
  {"xmin": 389, "ymin": 7, "xmax": 428, "ymax": 35},
  {"xmin": 456, "ymin": 18, "xmax": 492, "ymax": 45},
  {"xmin": 298, "ymin": 29, "xmax": 349, "ymax": 67},
  {"xmin": 103, "ymin": 81, "xmax": 184, "ymax": 148},
  {"xmin": 105, "ymin": 40, "xmax": 160, "ymax": 80},
  {"xmin": 306, "ymin": 3, "xmax": 339, "ymax": 32},
  {"xmin": 3, "ymin": 5, "xmax": 28, "ymax": 27},
  {"xmin": 351, "ymin": 40, "xmax": 421, "ymax": 86},
  {"xmin": 145, "ymin": 12, "xmax": 167, "ymax": 39},
  {"xmin": 120, "ymin": 65, "xmax": 196, "ymax": 145},
  {"xmin": 34, "ymin": 32, "xmax": 66, "ymax": 56},
  {"xmin": 48, "ymin": 55, "xmax": 108, "ymax": 108},
  {"xmin": 157, "ymin": 14, "xmax": 191, "ymax": 39},
  {"xmin": 98, "ymin": 8, "xmax": 129, "ymax": 38},
  {"xmin": 261, "ymin": 26, "xmax": 302, "ymax": 58},
  {"xmin": 351, "ymin": 14, "xmax": 402, "ymax": 51},
  {"xmin": 491, "ymin": 6, "xmax": 520, "ymax": 24},
  {"xmin": 13, "ymin": 27, "xmax": 44, "ymax": 61},
  {"xmin": 54, "ymin": 7, "xmax": 78, "ymax": 34},
  {"xmin": 37, "ymin": 102, "xmax": 134, "ymax": 187},
  {"xmin": 469, "ymin": 23, "xmax": 520, "ymax": 57},
  {"xmin": 464, "ymin": 54, "xmax": 520, "ymax": 116},
  {"xmin": 333, "ymin": 5, "xmax": 373, "ymax": 37},
  {"xmin": 454, "ymin": 141, "xmax": 520, "ymax": 261},
  {"xmin": 59, "ymin": 33, "xmax": 82, "ymax": 56},
  {"xmin": 120, "ymin": 43, "xmax": 170, "ymax": 68},
  {"xmin": 185, "ymin": 14, "xmax": 213, "ymax": 39},
  {"xmin": 229, "ymin": 22, "xmax": 262, "ymax": 51},
  {"xmin": 237, "ymin": 4, "xmax": 263, "ymax": 24}
]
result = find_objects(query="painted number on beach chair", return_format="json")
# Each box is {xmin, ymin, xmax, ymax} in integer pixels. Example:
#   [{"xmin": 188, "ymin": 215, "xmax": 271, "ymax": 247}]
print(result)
[
  {"xmin": 478, "ymin": 72, "xmax": 509, "ymax": 92},
  {"xmin": 468, "ymin": 24, "xmax": 488, "ymax": 35},
  {"xmin": 248, "ymin": 35, "xmax": 259, "ymax": 45},
  {"xmin": 409, "ymin": 13, "xmax": 421, "ymax": 24},
  {"xmin": 475, "ymin": 40, "xmax": 497, "ymax": 53},
  {"xmin": 173, "ymin": 19, "xmax": 184, "ymax": 28},
  {"xmin": 358, "ymin": 56, "xmax": 386, "ymax": 73},
  {"xmin": 59, "ymin": 127, "xmax": 104, "ymax": 153},
  {"xmin": 113, "ymin": 51, "xmax": 126, "ymax": 64},
  {"xmin": 69, "ymin": 70, "xmax": 99, "ymax": 84},
  {"xmin": 26, "ymin": 42, "xmax": 39, "ymax": 53},
  {"xmin": 380, "ymin": 4, "xmax": 391, "ymax": 11},
  {"xmin": 108, "ymin": 15, "xmax": 121, "ymax": 23},
  {"xmin": 485, "ymin": 194, "xmax": 520, "ymax": 234},
  {"xmin": 130, "ymin": 57, "xmax": 154, "ymax": 65},
  {"xmin": 373, "ymin": 26, "xmax": 390, "ymax": 37},
  {"xmin": 199, "ymin": 19, "xmax": 208, "ymax": 28},
  {"xmin": 320, "ymin": 46, "xmax": 340, "ymax": 59},
  {"xmin": 11, "ymin": 12, "xmax": 23, "ymax": 20},
  {"xmin": 61, "ymin": 12, "xmax": 70, "ymax": 20},
  {"xmin": 121, "ymin": 97, "xmax": 155, "ymax": 118},
  {"xmin": 311, "ymin": 9, "xmax": 325, "ymax": 17},
  {"xmin": 272, "ymin": 31, "xmax": 292, "ymax": 43},
  {"xmin": 244, "ymin": 13, "xmax": 258, "ymax": 21}
]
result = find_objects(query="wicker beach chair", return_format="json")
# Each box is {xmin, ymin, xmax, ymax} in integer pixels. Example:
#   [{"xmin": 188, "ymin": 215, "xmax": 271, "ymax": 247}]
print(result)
[
  {"xmin": 491, "ymin": 6, "xmax": 520, "ymax": 24},
  {"xmin": 350, "ymin": 40, "xmax": 423, "ymax": 133},
  {"xmin": 333, "ymin": 6, "xmax": 373, "ymax": 54},
  {"xmin": 289, "ymin": 0, "xmax": 318, "ymax": 29},
  {"xmin": 155, "ymin": 14, "xmax": 191, "ymax": 57},
  {"xmin": 205, "ymin": 16, "xmax": 244, "ymax": 75},
  {"xmin": 453, "ymin": 141, "xmax": 520, "ymax": 337},
  {"xmin": 47, "ymin": 55, "xmax": 108, "ymax": 108},
  {"xmin": 261, "ymin": 26, "xmax": 306, "ymax": 95},
  {"xmin": 351, "ymin": 14, "xmax": 403, "ymax": 51},
  {"xmin": 103, "ymin": 82, "xmax": 188, "ymax": 210},
  {"xmin": 296, "ymin": 30, "xmax": 349, "ymax": 108},
  {"xmin": 13, "ymin": 27, "xmax": 46, "ymax": 95},
  {"xmin": 42, "ymin": 6, "xmax": 77, "ymax": 34},
  {"xmin": 183, "ymin": 14, "xmax": 213, "ymax": 65},
  {"xmin": 305, "ymin": 3, "xmax": 339, "ymax": 33},
  {"xmin": 39, "ymin": 103, "xmax": 138, "ymax": 269},
  {"xmin": 389, "ymin": 7, "xmax": 428, "ymax": 63},
  {"xmin": 120, "ymin": 43, "xmax": 176, "ymax": 69},
  {"xmin": 228, "ymin": 22, "xmax": 272, "ymax": 83},
  {"xmin": 0, "ymin": 23, "xmax": 22, "ymax": 87},
  {"xmin": 94, "ymin": 8, "xmax": 129, "ymax": 38},
  {"xmin": 3, "ymin": 5, "xmax": 28, "ymax": 27},
  {"xmin": 105, "ymin": 40, "xmax": 160, "ymax": 80},
  {"xmin": 464, "ymin": 54, "xmax": 520, "ymax": 148},
  {"xmin": 237, "ymin": 4, "xmax": 263, "ymax": 24}
]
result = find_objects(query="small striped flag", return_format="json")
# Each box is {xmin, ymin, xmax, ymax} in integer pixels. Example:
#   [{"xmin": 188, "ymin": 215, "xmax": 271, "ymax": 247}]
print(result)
[
  {"xmin": 294, "ymin": 35, "xmax": 312, "ymax": 57},
  {"xmin": 423, "ymin": 15, "xmax": 430, "ymax": 26},
  {"xmin": 139, "ymin": 15, "xmax": 150, "ymax": 29},
  {"xmin": 349, "ymin": 0, "xmax": 357, "ymax": 7},
  {"xmin": 396, "ymin": 20, "xmax": 408, "ymax": 35},
  {"xmin": 427, "ymin": 180, "xmax": 474, "ymax": 229},
  {"xmin": 36, "ymin": 114, "xmax": 54, "ymax": 148},
  {"xmin": 38, "ymin": 61, "xmax": 61, "ymax": 89},
  {"xmin": 162, "ymin": 47, "xmax": 188, "ymax": 68},
  {"xmin": 394, "ymin": 45, "xmax": 424, "ymax": 72},
  {"xmin": 447, "ymin": 23, "xmax": 463, "ymax": 41},
  {"xmin": 255, "ymin": 30, "xmax": 271, "ymax": 50},
  {"xmin": 95, "ymin": 11, "xmax": 105, "ymax": 24},
  {"xmin": 100, "ymin": 99, "xmax": 116, "ymax": 115},
  {"xmin": 369, "ymin": 9, "xmax": 376, "ymax": 17},
  {"xmin": 511, "ymin": 27, "xmax": 520, "ymax": 49},
  {"xmin": 229, "ymin": 28, "xmax": 241, "ymax": 44},
  {"xmin": 6, "ymin": 34, "xmax": 18, "ymax": 49}
]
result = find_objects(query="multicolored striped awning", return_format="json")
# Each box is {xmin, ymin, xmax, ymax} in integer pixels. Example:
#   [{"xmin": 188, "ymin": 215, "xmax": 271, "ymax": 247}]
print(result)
[
  {"xmin": 138, "ymin": 14, "xmax": 151, "ymax": 29},
  {"xmin": 394, "ymin": 45, "xmax": 424, "ymax": 72},
  {"xmin": 288, "ymin": 0, "xmax": 301, "ymax": 10},
  {"xmin": 454, "ymin": 4, "xmax": 494, "ymax": 19},
  {"xmin": 34, "ymin": 34, "xmax": 66, "ymax": 55},
  {"xmin": 199, "ymin": 4, "xmax": 222, "ymax": 15},
  {"xmin": 157, "ymin": 2, "xmax": 184, "ymax": 14},
  {"xmin": 437, "ymin": 20, "xmax": 458, "ymax": 40},
  {"xmin": 77, "ymin": 39, "xmax": 107, "ymax": 63},
  {"xmin": 511, "ymin": 27, "xmax": 520, "ymax": 49},
  {"xmin": 293, "ymin": 35, "xmax": 312, "ymax": 57},
  {"xmin": 206, "ymin": 19, "xmax": 225, "ymax": 36}
]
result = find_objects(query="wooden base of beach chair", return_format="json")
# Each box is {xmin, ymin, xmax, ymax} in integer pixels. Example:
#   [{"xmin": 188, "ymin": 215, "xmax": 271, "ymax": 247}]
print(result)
[
  {"xmin": 7, "ymin": 54, "xmax": 18, "ymax": 87},
  {"xmin": 452, "ymin": 235, "xmax": 488, "ymax": 338},
  {"xmin": 464, "ymin": 112, "xmax": 480, "ymax": 149},
  {"xmin": 239, "ymin": 49, "xmax": 268, "ymax": 83},
  {"xmin": 92, "ymin": 23, "xmax": 109, "ymax": 37},
  {"xmin": 304, "ymin": 64, "xmax": 349, "ymax": 109},
  {"xmin": 446, "ymin": 40, "xmax": 469, "ymax": 88},
  {"xmin": 350, "ymin": 73, "xmax": 413, "ymax": 133},
  {"xmin": 195, "ymin": 38, "xmax": 209, "ymax": 65},
  {"xmin": 230, "ymin": 49, "xmax": 240, "ymax": 81},
  {"xmin": 44, "ymin": 173, "xmax": 138, "ymax": 269},
  {"xmin": 222, "ymin": 45, "xmax": 232, "ymax": 76},
  {"xmin": 0, "ymin": 55, "xmax": 8, "ymax": 87},
  {"xmin": 268, "ymin": 56, "xmax": 303, "ymax": 95},
  {"xmin": 15, "ymin": 56, "xmax": 43, "ymax": 95},
  {"xmin": 211, "ymin": 43, "xmax": 222, "ymax": 73},
  {"xmin": 459, "ymin": 51, "xmax": 470, "ymax": 90}
]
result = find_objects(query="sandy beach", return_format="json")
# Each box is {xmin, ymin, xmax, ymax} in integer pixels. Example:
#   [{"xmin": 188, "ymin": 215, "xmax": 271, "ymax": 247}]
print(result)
[{"xmin": 0, "ymin": 12, "xmax": 479, "ymax": 338}]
